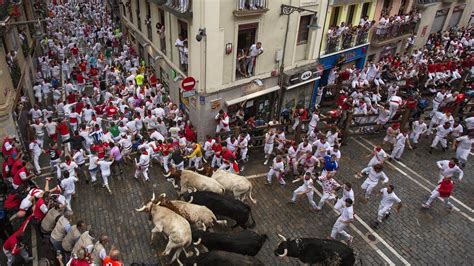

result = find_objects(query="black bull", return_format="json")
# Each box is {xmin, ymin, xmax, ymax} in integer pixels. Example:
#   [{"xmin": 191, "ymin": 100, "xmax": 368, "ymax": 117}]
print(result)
[
  {"xmin": 184, "ymin": 250, "xmax": 264, "ymax": 266},
  {"xmin": 192, "ymin": 229, "xmax": 267, "ymax": 256},
  {"xmin": 274, "ymin": 237, "xmax": 355, "ymax": 265},
  {"xmin": 182, "ymin": 191, "xmax": 255, "ymax": 229}
]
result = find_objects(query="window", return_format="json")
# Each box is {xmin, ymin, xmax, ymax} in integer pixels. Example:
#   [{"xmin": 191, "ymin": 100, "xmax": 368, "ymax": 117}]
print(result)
[
  {"xmin": 177, "ymin": 20, "xmax": 188, "ymax": 39},
  {"xmin": 347, "ymin": 5, "xmax": 356, "ymax": 25},
  {"xmin": 177, "ymin": 20, "xmax": 189, "ymax": 73},
  {"xmin": 297, "ymin": 15, "xmax": 311, "ymax": 44},
  {"xmin": 330, "ymin": 7, "xmax": 341, "ymax": 27},
  {"xmin": 146, "ymin": 1, "xmax": 152, "ymax": 40},
  {"xmin": 136, "ymin": 0, "xmax": 141, "ymax": 31},
  {"xmin": 236, "ymin": 23, "xmax": 258, "ymax": 79},
  {"xmin": 361, "ymin": 3, "xmax": 370, "ymax": 19}
]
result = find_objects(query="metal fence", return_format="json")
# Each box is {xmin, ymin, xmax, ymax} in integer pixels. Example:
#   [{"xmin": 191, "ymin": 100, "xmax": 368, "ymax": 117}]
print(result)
[{"xmin": 372, "ymin": 21, "xmax": 417, "ymax": 42}]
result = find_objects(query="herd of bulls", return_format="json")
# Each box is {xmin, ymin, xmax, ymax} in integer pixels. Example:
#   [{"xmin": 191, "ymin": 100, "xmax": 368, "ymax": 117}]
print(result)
[{"xmin": 135, "ymin": 169, "xmax": 356, "ymax": 265}]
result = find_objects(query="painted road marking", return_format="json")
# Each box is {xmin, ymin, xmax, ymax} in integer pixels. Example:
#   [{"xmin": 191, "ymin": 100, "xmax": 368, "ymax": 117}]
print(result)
[{"xmin": 353, "ymin": 137, "xmax": 474, "ymax": 222}]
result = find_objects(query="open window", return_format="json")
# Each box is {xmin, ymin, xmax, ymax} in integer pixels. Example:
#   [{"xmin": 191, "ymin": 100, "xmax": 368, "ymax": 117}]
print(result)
[{"xmin": 236, "ymin": 23, "xmax": 258, "ymax": 79}]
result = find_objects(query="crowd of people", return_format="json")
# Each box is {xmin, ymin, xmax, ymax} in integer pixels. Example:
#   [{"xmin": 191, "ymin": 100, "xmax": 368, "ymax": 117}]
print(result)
[{"xmin": 0, "ymin": 0, "xmax": 473, "ymax": 264}]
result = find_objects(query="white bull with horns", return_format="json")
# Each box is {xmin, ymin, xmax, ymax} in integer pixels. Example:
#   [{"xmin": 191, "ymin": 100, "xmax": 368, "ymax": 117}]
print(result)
[
  {"xmin": 135, "ymin": 193, "xmax": 199, "ymax": 265},
  {"xmin": 165, "ymin": 169, "xmax": 225, "ymax": 196},
  {"xmin": 210, "ymin": 169, "xmax": 257, "ymax": 203}
]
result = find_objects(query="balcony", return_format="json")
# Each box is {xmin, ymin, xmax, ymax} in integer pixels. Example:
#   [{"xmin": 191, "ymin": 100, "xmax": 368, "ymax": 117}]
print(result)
[
  {"xmin": 416, "ymin": 0, "xmax": 440, "ymax": 7},
  {"xmin": 161, "ymin": 0, "xmax": 192, "ymax": 19},
  {"xmin": 371, "ymin": 21, "xmax": 417, "ymax": 47},
  {"xmin": 324, "ymin": 28, "xmax": 370, "ymax": 55},
  {"xmin": 233, "ymin": 0, "xmax": 269, "ymax": 17}
]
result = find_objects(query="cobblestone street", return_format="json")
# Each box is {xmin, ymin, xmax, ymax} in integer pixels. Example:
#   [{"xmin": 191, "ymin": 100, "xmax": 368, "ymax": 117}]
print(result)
[{"xmin": 21, "ymin": 133, "xmax": 472, "ymax": 265}]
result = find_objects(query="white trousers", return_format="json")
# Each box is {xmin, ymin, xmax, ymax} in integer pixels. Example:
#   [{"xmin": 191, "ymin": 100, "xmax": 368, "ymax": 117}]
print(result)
[
  {"xmin": 267, "ymin": 169, "xmax": 285, "ymax": 185},
  {"xmin": 431, "ymin": 136, "xmax": 447, "ymax": 148},
  {"xmin": 317, "ymin": 191, "xmax": 333, "ymax": 209},
  {"xmin": 3, "ymin": 247, "xmax": 29, "ymax": 266},
  {"xmin": 330, "ymin": 220, "xmax": 351, "ymax": 240},
  {"xmin": 291, "ymin": 186, "xmax": 317, "ymax": 209},
  {"xmin": 32, "ymin": 153, "xmax": 41, "ymax": 173},
  {"xmin": 135, "ymin": 167, "xmax": 149, "ymax": 180},
  {"xmin": 377, "ymin": 204, "xmax": 391, "ymax": 222},
  {"xmin": 361, "ymin": 179, "xmax": 377, "ymax": 199},
  {"xmin": 425, "ymin": 190, "xmax": 453, "ymax": 208},
  {"xmin": 390, "ymin": 144, "xmax": 405, "ymax": 159},
  {"xmin": 211, "ymin": 156, "xmax": 222, "ymax": 168},
  {"xmin": 264, "ymin": 143, "xmax": 274, "ymax": 156}
]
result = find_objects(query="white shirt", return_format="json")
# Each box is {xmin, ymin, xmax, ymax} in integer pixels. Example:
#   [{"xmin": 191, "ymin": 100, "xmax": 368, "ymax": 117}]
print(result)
[
  {"xmin": 394, "ymin": 133, "xmax": 408, "ymax": 146},
  {"xmin": 380, "ymin": 188, "xmax": 401, "ymax": 208},
  {"xmin": 272, "ymin": 159, "xmax": 284, "ymax": 172},
  {"xmin": 61, "ymin": 161, "xmax": 78, "ymax": 177},
  {"xmin": 45, "ymin": 122, "xmax": 57, "ymax": 136},
  {"xmin": 436, "ymin": 160, "xmax": 464, "ymax": 181},
  {"xmin": 249, "ymin": 44, "xmax": 263, "ymax": 57},
  {"xmin": 61, "ymin": 176, "xmax": 76, "ymax": 194},
  {"xmin": 309, "ymin": 113, "xmax": 320, "ymax": 127},
  {"xmin": 337, "ymin": 205, "xmax": 354, "ymax": 223},
  {"xmin": 456, "ymin": 136, "xmax": 473, "ymax": 150},
  {"xmin": 98, "ymin": 160, "xmax": 113, "ymax": 176},
  {"xmin": 29, "ymin": 141, "xmax": 42, "ymax": 155},
  {"xmin": 362, "ymin": 167, "xmax": 389, "ymax": 183},
  {"xmin": 88, "ymin": 155, "xmax": 99, "ymax": 170},
  {"xmin": 435, "ymin": 125, "xmax": 452, "ymax": 138}
]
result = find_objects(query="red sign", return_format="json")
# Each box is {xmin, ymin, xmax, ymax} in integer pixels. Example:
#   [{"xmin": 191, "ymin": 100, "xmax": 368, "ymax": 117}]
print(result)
[{"xmin": 181, "ymin": 76, "xmax": 196, "ymax": 91}]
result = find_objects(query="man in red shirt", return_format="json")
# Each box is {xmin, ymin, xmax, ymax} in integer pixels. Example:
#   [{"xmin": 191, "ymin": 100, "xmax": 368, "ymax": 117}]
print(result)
[
  {"xmin": 91, "ymin": 141, "xmax": 108, "ymax": 159},
  {"xmin": 220, "ymin": 146, "xmax": 237, "ymax": 170},
  {"xmin": 422, "ymin": 176, "xmax": 454, "ymax": 210},
  {"xmin": 105, "ymin": 102, "xmax": 118, "ymax": 119},
  {"xmin": 211, "ymin": 139, "xmax": 223, "ymax": 168},
  {"xmin": 3, "ymin": 231, "xmax": 33, "ymax": 266},
  {"xmin": 56, "ymin": 118, "xmax": 71, "ymax": 149},
  {"xmin": 12, "ymin": 162, "xmax": 30, "ymax": 190}
]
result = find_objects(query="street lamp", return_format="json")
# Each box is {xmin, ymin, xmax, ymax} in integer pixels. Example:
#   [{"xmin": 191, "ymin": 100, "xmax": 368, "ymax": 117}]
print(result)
[{"xmin": 277, "ymin": 4, "xmax": 319, "ymax": 116}]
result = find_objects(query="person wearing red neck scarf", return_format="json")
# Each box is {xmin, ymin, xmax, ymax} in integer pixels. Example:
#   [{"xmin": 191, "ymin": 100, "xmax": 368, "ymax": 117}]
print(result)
[
  {"xmin": 422, "ymin": 176, "xmax": 454, "ymax": 210},
  {"xmin": 435, "ymin": 158, "xmax": 463, "ymax": 183}
]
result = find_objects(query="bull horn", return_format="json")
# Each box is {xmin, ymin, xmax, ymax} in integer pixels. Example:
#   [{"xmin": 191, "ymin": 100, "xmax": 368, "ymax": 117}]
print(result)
[
  {"xmin": 135, "ymin": 206, "xmax": 147, "ymax": 212},
  {"xmin": 278, "ymin": 249, "xmax": 288, "ymax": 257},
  {"xmin": 193, "ymin": 238, "xmax": 201, "ymax": 245},
  {"xmin": 194, "ymin": 247, "xmax": 200, "ymax": 257},
  {"xmin": 151, "ymin": 192, "xmax": 156, "ymax": 202},
  {"xmin": 188, "ymin": 196, "xmax": 193, "ymax": 203},
  {"xmin": 154, "ymin": 201, "xmax": 161, "ymax": 206},
  {"xmin": 164, "ymin": 171, "xmax": 171, "ymax": 177},
  {"xmin": 192, "ymin": 187, "xmax": 197, "ymax": 192},
  {"xmin": 159, "ymin": 193, "xmax": 166, "ymax": 198},
  {"xmin": 277, "ymin": 234, "xmax": 287, "ymax": 242}
]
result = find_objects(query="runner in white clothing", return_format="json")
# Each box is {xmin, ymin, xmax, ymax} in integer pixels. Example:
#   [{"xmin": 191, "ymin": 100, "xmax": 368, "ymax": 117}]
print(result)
[
  {"xmin": 288, "ymin": 172, "xmax": 318, "ymax": 210},
  {"xmin": 358, "ymin": 164, "xmax": 389, "ymax": 200},
  {"xmin": 266, "ymin": 155, "xmax": 285, "ymax": 186},
  {"xmin": 334, "ymin": 183, "xmax": 355, "ymax": 212},
  {"xmin": 366, "ymin": 146, "xmax": 387, "ymax": 167},
  {"xmin": 328, "ymin": 198, "xmax": 354, "ymax": 246},
  {"xmin": 452, "ymin": 134, "xmax": 473, "ymax": 167},
  {"xmin": 435, "ymin": 158, "xmax": 464, "ymax": 182},
  {"xmin": 373, "ymin": 185, "xmax": 402, "ymax": 228}
]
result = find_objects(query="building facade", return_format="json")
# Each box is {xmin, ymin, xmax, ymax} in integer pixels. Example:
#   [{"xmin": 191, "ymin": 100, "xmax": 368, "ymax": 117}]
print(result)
[
  {"xmin": 414, "ymin": 0, "xmax": 472, "ymax": 49},
  {"xmin": 0, "ymin": 0, "xmax": 40, "ymax": 143},
  {"xmin": 120, "ymin": 0, "xmax": 325, "ymax": 139},
  {"xmin": 315, "ymin": 0, "xmax": 376, "ymax": 92}
]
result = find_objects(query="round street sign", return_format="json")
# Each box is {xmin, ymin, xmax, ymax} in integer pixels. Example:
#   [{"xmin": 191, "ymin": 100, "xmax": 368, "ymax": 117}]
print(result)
[{"xmin": 181, "ymin": 76, "xmax": 196, "ymax": 91}]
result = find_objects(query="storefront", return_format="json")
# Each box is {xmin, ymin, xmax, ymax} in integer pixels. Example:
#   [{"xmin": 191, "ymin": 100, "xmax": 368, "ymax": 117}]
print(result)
[
  {"xmin": 282, "ymin": 63, "xmax": 322, "ymax": 110},
  {"xmin": 225, "ymin": 84, "xmax": 280, "ymax": 122},
  {"xmin": 313, "ymin": 45, "xmax": 368, "ymax": 105}
]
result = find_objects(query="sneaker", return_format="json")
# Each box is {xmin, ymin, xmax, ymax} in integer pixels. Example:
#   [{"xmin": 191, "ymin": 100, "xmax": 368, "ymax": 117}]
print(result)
[
  {"xmin": 446, "ymin": 205, "xmax": 453, "ymax": 211},
  {"xmin": 346, "ymin": 236, "xmax": 353, "ymax": 246},
  {"xmin": 421, "ymin": 203, "xmax": 430, "ymax": 208},
  {"xmin": 383, "ymin": 212, "xmax": 391, "ymax": 221},
  {"xmin": 263, "ymin": 160, "xmax": 268, "ymax": 165},
  {"xmin": 372, "ymin": 221, "xmax": 380, "ymax": 228}
]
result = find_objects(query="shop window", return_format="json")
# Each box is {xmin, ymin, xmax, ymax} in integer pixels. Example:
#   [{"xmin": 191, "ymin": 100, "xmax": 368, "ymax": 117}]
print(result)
[
  {"xmin": 236, "ymin": 23, "xmax": 258, "ymax": 79},
  {"xmin": 297, "ymin": 15, "xmax": 311, "ymax": 45},
  {"xmin": 330, "ymin": 6, "xmax": 340, "ymax": 27},
  {"xmin": 347, "ymin": 5, "xmax": 356, "ymax": 25}
]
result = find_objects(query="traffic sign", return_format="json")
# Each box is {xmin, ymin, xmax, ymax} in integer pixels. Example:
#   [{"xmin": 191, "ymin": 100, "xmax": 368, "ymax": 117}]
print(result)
[{"xmin": 181, "ymin": 76, "xmax": 196, "ymax": 91}]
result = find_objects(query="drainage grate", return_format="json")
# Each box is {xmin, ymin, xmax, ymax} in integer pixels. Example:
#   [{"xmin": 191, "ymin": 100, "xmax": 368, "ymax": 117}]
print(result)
[{"xmin": 367, "ymin": 234, "xmax": 377, "ymax": 241}]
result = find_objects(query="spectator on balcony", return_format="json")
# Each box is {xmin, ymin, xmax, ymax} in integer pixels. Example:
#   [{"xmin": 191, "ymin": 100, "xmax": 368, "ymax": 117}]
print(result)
[
  {"xmin": 247, "ymin": 42, "xmax": 263, "ymax": 77},
  {"xmin": 237, "ymin": 49, "xmax": 248, "ymax": 78},
  {"xmin": 175, "ymin": 34, "xmax": 187, "ymax": 71},
  {"xmin": 360, "ymin": 16, "xmax": 370, "ymax": 27},
  {"xmin": 156, "ymin": 23, "xmax": 166, "ymax": 53}
]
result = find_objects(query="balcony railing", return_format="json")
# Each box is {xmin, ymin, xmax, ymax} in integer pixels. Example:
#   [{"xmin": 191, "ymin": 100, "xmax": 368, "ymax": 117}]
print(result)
[
  {"xmin": 372, "ymin": 21, "xmax": 417, "ymax": 43},
  {"xmin": 233, "ymin": 0, "xmax": 269, "ymax": 17},
  {"xmin": 325, "ymin": 28, "xmax": 371, "ymax": 54},
  {"xmin": 163, "ymin": 0, "xmax": 192, "ymax": 18}
]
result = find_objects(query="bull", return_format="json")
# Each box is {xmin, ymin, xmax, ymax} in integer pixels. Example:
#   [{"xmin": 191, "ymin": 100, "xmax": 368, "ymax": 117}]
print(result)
[
  {"xmin": 156, "ymin": 193, "xmax": 227, "ymax": 231},
  {"xmin": 192, "ymin": 229, "xmax": 267, "ymax": 256},
  {"xmin": 182, "ymin": 191, "xmax": 256, "ymax": 229},
  {"xmin": 165, "ymin": 169, "xmax": 225, "ymax": 196},
  {"xmin": 210, "ymin": 169, "xmax": 257, "ymax": 203},
  {"xmin": 274, "ymin": 234, "xmax": 355, "ymax": 265},
  {"xmin": 135, "ymin": 193, "xmax": 195, "ymax": 265},
  {"xmin": 184, "ymin": 250, "xmax": 264, "ymax": 266}
]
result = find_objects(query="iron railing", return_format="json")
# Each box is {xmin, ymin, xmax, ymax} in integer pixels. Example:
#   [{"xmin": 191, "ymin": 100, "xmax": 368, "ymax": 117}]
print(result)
[
  {"xmin": 372, "ymin": 21, "xmax": 418, "ymax": 42},
  {"xmin": 325, "ymin": 28, "xmax": 370, "ymax": 54}
]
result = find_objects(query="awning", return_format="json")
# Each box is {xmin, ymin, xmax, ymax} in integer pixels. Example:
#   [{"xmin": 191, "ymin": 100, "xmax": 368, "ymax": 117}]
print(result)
[
  {"xmin": 225, "ymin": 86, "xmax": 280, "ymax": 106},
  {"xmin": 285, "ymin": 76, "xmax": 321, "ymax": 90}
]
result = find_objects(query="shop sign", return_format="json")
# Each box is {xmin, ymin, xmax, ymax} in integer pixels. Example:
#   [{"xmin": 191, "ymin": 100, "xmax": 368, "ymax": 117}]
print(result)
[
  {"xmin": 182, "ymin": 90, "xmax": 195, "ymax": 98},
  {"xmin": 210, "ymin": 98, "xmax": 222, "ymax": 110},
  {"xmin": 288, "ymin": 68, "xmax": 322, "ymax": 85}
]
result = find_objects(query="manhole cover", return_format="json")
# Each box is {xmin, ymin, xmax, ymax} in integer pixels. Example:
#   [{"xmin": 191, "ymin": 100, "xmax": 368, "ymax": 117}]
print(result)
[{"xmin": 367, "ymin": 234, "xmax": 376, "ymax": 241}]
